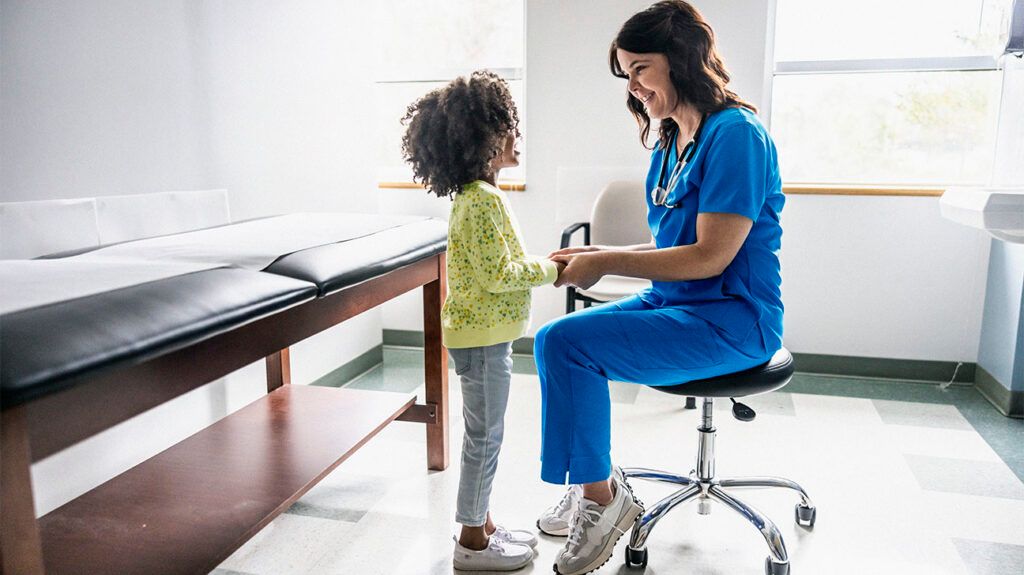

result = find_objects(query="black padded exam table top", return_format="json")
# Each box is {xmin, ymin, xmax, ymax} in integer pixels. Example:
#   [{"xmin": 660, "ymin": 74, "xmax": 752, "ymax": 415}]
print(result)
[
  {"xmin": 265, "ymin": 218, "xmax": 447, "ymax": 295},
  {"xmin": 0, "ymin": 213, "xmax": 448, "ymax": 407},
  {"xmin": 1, "ymin": 267, "xmax": 317, "ymax": 406}
]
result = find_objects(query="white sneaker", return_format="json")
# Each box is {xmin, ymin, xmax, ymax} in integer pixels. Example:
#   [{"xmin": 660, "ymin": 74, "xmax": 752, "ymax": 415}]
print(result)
[
  {"xmin": 537, "ymin": 484, "xmax": 582, "ymax": 536},
  {"xmin": 452, "ymin": 535, "xmax": 534, "ymax": 572},
  {"xmin": 537, "ymin": 467, "xmax": 628, "ymax": 537},
  {"xmin": 492, "ymin": 524, "xmax": 539, "ymax": 548},
  {"xmin": 554, "ymin": 475, "xmax": 643, "ymax": 575}
]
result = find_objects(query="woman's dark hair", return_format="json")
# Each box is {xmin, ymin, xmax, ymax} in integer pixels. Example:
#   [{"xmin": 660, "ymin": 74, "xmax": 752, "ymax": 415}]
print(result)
[
  {"xmin": 609, "ymin": 0, "xmax": 757, "ymax": 149},
  {"xmin": 401, "ymin": 70, "xmax": 520, "ymax": 198}
]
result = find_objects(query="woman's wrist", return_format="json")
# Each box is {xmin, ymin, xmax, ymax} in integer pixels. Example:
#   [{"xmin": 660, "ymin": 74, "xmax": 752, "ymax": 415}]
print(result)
[{"xmin": 593, "ymin": 250, "xmax": 624, "ymax": 275}]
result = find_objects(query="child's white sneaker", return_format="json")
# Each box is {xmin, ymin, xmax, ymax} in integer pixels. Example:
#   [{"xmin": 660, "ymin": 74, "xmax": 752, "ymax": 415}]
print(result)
[
  {"xmin": 452, "ymin": 535, "xmax": 534, "ymax": 572},
  {"xmin": 492, "ymin": 524, "xmax": 539, "ymax": 548}
]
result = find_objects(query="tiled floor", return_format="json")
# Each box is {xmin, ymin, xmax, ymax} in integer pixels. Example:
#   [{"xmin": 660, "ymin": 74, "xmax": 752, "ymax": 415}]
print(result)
[{"xmin": 214, "ymin": 347, "xmax": 1024, "ymax": 575}]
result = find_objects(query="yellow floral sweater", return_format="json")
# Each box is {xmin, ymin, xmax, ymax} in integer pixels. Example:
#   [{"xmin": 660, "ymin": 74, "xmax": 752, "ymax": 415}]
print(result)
[{"xmin": 442, "ymin": 181, "xmax": 558, "ymax": 349}]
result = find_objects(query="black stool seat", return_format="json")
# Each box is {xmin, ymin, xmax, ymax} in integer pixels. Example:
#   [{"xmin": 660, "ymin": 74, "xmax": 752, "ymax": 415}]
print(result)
[{"xmin": 652, "ymin": 348, "xmax": 794, "ymax": 398}]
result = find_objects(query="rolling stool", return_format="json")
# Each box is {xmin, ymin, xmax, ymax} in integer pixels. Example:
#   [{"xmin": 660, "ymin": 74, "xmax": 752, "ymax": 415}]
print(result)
[{"xmin": 622, "ymin": 348, "xmax": 815, "ymax": 575}]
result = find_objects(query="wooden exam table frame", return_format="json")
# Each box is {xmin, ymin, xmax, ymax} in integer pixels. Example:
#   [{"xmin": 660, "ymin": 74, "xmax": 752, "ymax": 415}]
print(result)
[{"xmin": 1, "ymin": 253, "xmax": 449, "ymax": 574}]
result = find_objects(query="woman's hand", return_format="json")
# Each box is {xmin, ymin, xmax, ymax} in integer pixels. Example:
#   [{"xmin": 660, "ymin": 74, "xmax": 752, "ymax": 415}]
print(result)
[
  {"xmin": 552, "ymin": 252, "xmax": 609, "ymax": 290},
  {"xmin": 548, "ymin": 245, "xmax": 604, "ymax": 259}
]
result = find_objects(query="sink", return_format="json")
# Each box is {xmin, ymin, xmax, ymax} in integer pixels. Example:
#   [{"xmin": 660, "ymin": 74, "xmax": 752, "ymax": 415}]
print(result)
[{"xmin": 940, "ymin": 187, "xmax": 1024, "ymax": 243}]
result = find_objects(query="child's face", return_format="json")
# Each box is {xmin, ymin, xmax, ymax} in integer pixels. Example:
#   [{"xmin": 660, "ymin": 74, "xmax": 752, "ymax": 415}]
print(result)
[{"xmin": 490, "ymin": 133, "xmax": 520, "ymax": 172}]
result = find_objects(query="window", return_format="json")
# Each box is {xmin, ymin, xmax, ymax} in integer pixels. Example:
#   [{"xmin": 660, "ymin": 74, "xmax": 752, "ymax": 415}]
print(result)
[
  {"xmin": 374, "ymin": 1, "xmax": 525, "ymax": 184},
  {"xmin": 770, "ymin": 0, "xmax": 1015, "ymax": 186}
]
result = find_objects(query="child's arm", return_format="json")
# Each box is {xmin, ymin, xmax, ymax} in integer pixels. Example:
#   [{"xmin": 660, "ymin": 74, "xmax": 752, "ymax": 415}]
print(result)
[{"xmin": 463, "ymin": 194, "xmax": 558, "ymax": 293}]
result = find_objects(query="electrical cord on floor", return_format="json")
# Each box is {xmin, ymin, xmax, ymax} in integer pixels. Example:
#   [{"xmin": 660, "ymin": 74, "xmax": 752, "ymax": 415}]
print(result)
[{"xmin": 940, "ymin": 361, "xmax": 963, "ymax": 390}]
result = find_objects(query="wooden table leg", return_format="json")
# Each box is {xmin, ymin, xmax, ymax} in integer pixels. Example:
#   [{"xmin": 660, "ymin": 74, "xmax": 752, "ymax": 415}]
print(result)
[
  {"xmin": 1, "ymin": 407, "xmax": 45, "ymax": 574},
  {"xmin": 266, "ymin": 348, "xmax": 291, "ymax": 392},
  {"xmin": 423, "ymin": 253, "xmax": 449, "ymax": 471}
]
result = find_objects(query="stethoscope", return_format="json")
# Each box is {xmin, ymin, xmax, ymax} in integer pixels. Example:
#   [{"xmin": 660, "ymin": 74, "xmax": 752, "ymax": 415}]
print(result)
[{"xmin": 651, "ymin": 115, "xmax": 706, "ymax": 209}]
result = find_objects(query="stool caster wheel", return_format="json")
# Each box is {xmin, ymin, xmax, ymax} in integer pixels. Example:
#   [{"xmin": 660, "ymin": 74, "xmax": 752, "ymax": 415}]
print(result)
[
  {"xmin": 684, "ymin": 396, "xmax": 697, "ymax": 409},
  {"xmin": 795, "ymin": 503, "xmax": 816, "ymax": 528},
  {"xmin": 625, "ymin": 546, "xmax": 648, "ymax": 569},
  {"xmin": 765, "ymin": 557, "xmax": 790, "ymax": 575}
]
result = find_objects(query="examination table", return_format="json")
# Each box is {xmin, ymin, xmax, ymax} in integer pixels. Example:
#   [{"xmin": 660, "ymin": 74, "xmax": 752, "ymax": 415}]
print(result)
[{"xmin": 0, "ymin": 213, "xmax": 448, "ymax": 574}]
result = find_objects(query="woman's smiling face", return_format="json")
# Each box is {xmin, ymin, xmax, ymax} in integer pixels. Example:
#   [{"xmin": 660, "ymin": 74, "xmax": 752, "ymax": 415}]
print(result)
[{"xmin": 616, "ymin": 48, "xmax": 678, "ymax": 120}]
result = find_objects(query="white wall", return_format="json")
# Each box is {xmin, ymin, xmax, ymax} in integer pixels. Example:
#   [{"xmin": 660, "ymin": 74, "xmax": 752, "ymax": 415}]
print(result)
[
  {"xmin": 5, "ymin": 0, "xmax": 1003, "ymax": 513},
  {"xmin": 381, "ymin": 0, "xmax": 655, "ymax": 333},
  {"xmin": 196, "ymin": 0, "xmax": 383, "ymax": 403},
  {"xmin": 0, "ymin": 1, "xmax": 214, "ymax": 200},
  {"xmin": 381, "ymin": 0, "xmax": 990, "ymax": 364},
  {"xmin": 522, "ymin": 0, "xmax": 990, "ymax": 363},
  {"xmin": 2, "ymin": 0, "xmax": 382, "ymax": 513},
  {"xmin": 198, "ymin": 0, "xmax": 379, "ymax": 221},
  {"xmin": 780, "ymin": 196, "xmax": 989, "ymax": 361}
]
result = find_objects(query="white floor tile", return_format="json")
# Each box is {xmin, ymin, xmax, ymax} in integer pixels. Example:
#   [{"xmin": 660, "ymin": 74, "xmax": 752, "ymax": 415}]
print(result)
[{"xmin": 217, "ymin": 370, "xmax": 1024, "ymax": 575}]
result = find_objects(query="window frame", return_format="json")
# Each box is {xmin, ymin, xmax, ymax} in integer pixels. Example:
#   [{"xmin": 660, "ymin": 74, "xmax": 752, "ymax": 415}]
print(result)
[
  {"xmin": 374, "ymin": 70, "xmax": 527, "ymax": 190},
  {"xmin": 766, "ymin": 1, "xmax": 1012, "ymax": 191},
  {"xmin": 374, "ymin": 1, "xmax": 527, "ymax": 190}
]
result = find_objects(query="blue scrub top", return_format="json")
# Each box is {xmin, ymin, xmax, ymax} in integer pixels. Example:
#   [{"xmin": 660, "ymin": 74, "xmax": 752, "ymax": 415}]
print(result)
[{"xmin": 640, "ymin": 107, "xmax": 785, "ymax": 352}]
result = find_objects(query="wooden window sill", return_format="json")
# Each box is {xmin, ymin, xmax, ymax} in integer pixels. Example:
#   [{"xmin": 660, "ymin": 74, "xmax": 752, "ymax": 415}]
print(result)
[
  {"xmin": 783, "ymin": 184, "xmax": 944, "ymax": 197},
  {"xmin": 379, "ymin": 182, "xmax": 946, "ymax": 197},
  {"xmin": 378, "ymin": 181, "xmax": 526, "ymax": 192}
]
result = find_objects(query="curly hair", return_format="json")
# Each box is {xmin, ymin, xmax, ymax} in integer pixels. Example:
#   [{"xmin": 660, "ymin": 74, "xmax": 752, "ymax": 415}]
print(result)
[
  {"xmin": 609, "ymin": 0, "xmax": 757, "ymax": 149},
  {"xmin": 401, "ymin": 70, "xmax": 520, "ymax": 198}
]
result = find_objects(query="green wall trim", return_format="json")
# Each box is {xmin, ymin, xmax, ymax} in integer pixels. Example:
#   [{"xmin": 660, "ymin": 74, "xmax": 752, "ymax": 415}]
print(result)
[
  {"xmin": 511, "ymin": 337, "xmax": 535, "ymax": 355},
  {"xmin": 385, "ymin": 330, "xmax": 979, "ymax": 384},
  {"xmin": 383, "ymin": 329, "xmax": 425, "ymax": 348},
  {"xmin": 976, "ymin": 365, "xmax": 1024, "ymax": 418},
  {"xmin": 790, "ymin": 353, "xmax": 975, "ymax": 385},
  {"xmin": 384, "ymin": 329, "xmax": 536, "ymax": 355},
  {"xmin": 310, "ymin": 344, "xmax": 384, "ymax": 389}
]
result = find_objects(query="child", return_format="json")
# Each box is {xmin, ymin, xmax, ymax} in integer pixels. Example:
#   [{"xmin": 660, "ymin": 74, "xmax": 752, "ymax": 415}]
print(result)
[{"xmin": 401, "ymin": 70, "xmax": 562, "ymax": 572}]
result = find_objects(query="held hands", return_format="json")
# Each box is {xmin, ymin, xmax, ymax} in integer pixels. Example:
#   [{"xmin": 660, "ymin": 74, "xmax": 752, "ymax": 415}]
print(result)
[
  {"xmin": 550, "ymin": 251, "xmax": 607, "ymax": 290},
  {"xmin": 553, "ymin": 259, "xmax": 567, "ymax": 278}
]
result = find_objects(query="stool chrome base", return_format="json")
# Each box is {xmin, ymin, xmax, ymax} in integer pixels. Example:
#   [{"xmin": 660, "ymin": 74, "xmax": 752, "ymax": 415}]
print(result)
[{"xmin": 622, "ymin": 398, "xmax": 815, "ymax": 574}]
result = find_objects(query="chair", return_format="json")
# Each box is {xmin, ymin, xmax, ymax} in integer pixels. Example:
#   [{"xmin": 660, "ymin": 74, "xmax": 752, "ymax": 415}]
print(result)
[
  {"xmin": 621, "ymin": 348, "xmax": 816, "ymax": 575},
  {"xmin": 560, "ymin": 181, "xmax": 652, "ymax": 314},
  {"xmin": 559, "ymin": 181, "xmax": 700, "ymax": 409}
]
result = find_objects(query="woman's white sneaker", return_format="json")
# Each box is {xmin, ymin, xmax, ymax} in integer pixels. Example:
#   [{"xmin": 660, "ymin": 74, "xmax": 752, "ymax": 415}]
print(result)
[
  {"xmin": 492, "ymin": 524, "xmax": 539, "ymax": 548},
  {"xmin": 452, "ymin": 535, "xmax": 534, "ymax": 572},
  {"xmin": 553, "ymin": 476, "xmax": 643, "ymax": 575},
  {"xmin": 537, "ymin": 485, "xmax": 582, "ymax": 536},
  {"xmin": 537, "ymin": 467, "xmax": 628, "ymax": 537}
]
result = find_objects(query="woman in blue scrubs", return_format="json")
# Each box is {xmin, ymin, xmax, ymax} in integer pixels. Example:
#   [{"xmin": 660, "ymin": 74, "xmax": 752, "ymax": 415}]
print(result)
[{"xmin": 536, "ymin": 3, "xmax": 785, "ymax": 573}]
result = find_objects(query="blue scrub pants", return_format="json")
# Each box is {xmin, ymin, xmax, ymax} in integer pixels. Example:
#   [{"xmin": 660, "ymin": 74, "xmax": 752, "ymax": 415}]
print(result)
[{"xmin": 534, "ymin": 295, "xmax": 773, "ymax": 485}]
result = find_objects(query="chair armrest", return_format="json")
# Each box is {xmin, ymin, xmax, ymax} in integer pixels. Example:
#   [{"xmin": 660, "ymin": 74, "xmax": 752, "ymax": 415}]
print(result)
[{"xmin": 560, "ymin": 222, "xmax": 591, "ymax": 250}]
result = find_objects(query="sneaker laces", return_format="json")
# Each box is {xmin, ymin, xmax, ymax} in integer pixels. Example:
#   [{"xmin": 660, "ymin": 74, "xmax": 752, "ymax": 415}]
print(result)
[
  {"xmin": 453, "ymin": 534, "xmax": 508, "ymax": 554},
  {"xmin": 488, "ymin": 537, "xmax": 507, "ymax": 552},
  {"xmin": 566, "ymin": 503, "xmax": 625, "ymax": 551},
  {"xmin": 546, "ymin": 486, "xmax": 579, "ymax": 518}
]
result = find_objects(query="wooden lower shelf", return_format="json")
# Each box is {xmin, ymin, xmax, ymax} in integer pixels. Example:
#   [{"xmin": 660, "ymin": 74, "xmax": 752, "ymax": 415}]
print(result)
[{"xmin": 37, "ymin": 385, "xmax": 415, "ymax": 574}]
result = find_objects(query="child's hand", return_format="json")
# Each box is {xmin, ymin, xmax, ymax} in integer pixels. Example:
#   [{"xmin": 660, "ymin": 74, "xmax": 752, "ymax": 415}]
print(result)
[
  {"xmin": 552, "ymin": 252, "xmax": 605, "ymax": 290},
  {"xmin": 552, "ymin": 259, "xmax": 567, "ymax": 279}
]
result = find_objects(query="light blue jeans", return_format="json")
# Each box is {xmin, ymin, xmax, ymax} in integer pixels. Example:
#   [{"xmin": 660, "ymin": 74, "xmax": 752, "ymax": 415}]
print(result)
[{"xmin": 448, "ymin": 341, "xmax": 514, "ymax": 527}]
